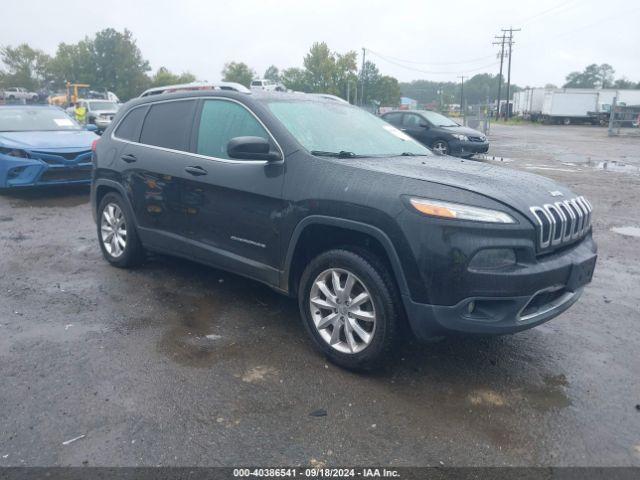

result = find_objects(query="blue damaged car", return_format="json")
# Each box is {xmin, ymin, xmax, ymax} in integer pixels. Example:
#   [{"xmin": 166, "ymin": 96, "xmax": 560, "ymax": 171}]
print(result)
[{"xmin": 0, "ymin": 105, "xmax": 99, "ymax": 189}]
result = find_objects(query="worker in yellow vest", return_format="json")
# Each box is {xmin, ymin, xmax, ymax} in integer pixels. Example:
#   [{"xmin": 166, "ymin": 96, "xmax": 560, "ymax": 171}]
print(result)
[{"xmin": 74, "ymin": 102, "xmax": 87, "ymax": 125}]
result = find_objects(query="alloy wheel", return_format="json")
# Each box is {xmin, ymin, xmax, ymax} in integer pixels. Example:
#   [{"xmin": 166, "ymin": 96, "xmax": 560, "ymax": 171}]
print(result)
[
  {"xmin": 432, "ymin": 140, "xmax": 449, "ymax": 155},
  {"xmin": 100, "ymin": 203, "xmax": 127, "ymax": 258},
  {"xmin": 309, "ymin": 268, "xmax": 377, "ymax": 354}
]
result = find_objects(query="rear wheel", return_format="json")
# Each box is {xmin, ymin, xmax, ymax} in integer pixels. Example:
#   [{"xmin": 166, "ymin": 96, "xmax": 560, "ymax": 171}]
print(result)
[
  {"xmin": 298, "ymin": 249, "xmax": 401, "ymax": 371},
  {"xmin": 97, "ymin": 192, "xmax": 144, "ymax": 268}
]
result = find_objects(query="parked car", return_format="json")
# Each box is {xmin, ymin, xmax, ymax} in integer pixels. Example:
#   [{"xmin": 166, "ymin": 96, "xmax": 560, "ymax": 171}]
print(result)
[
  {"xmin": 79, "ymin": 99, "xmax": 120, "ymax": 132},
  {"xmin": 381, "ymin": 110, "xmax": 489, "ymax": 158},
  {"xmin": 0, "ymin": 105, "xmax": 98, "ymax": 189},
  {"xmin": 2, "ymin": 87, "xmax": 39, "ymax": 103},
  {"xmin": 91, "ymin": 91, "xmax": 597, "ymax": 370},
  {"xmin": 250, "ymin": 78, "xmax": 285, "ymax": 92}
]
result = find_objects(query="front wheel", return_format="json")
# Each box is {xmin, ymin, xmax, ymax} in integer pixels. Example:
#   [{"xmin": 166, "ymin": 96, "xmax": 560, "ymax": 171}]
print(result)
[
  {"xmin": 97, "ymin": 192, "xmax": 144, "ymax": 268},
  {"xmin": 431, "ymin": 140, "xmax": 449, "ymax": 155},
  {"xmin": 298, "ymin": 249, "xmax": 401, "ymax": 371}
]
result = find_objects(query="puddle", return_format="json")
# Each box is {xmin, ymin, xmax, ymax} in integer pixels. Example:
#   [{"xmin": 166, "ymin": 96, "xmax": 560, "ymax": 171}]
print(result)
[{"xmin": 611, "ymin": 226, "xmax": 640, "ymax": 238}]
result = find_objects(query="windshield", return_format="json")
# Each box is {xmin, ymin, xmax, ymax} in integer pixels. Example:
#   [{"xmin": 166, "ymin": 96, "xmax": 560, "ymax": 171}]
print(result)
[
  {"xmin": 420, "ymin": 111, "xmax": 459, "ymax": 127},
  {"xmin": 0, "ymin": 107, "xmax": 81, "ymax": 132},
  {"xmin": 268, "ymin": 100, "xmax": 432, "ymax": 157},
  {"xmin": 88, "ymin": 101, "xmax": 117, "ymax": 111}
]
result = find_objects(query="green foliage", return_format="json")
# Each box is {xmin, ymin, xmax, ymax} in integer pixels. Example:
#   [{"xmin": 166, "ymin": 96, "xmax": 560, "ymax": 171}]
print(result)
[
  {"xmin": 564, "ymin": 64, "xmax": 615, "ymax": 88},
  {"xmin": 0, "ymin": 44, "xmax": 52, "ymax": 91},
  {"xmin": 280, "ymin": 67, "xmax": 309, "ymax": 92},
  {"xmin": 400, "ymin": 73, "xmax": 518, "ymax": 108},
  {"xmin": 149, "ymin": 67, "xmax": 196, "ymax": 88},
  {"xmin": 221, "ymin": 62, "xmax": 255, "ymax": 88},
  {"xmin": 263, "ymin": 65, "xmax": 280, "ymax": 82}
]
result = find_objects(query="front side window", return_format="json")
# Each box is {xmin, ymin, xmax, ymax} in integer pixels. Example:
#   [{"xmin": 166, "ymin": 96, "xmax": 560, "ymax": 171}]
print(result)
[
  {"xmin": 139, "ymin": 100, "xmax": 196, "ymax": 151},
  {"xmin": 196, "ymin": 100, "xmax": 269, "ymax": 159},
  {"xmin": 0, "ymin": 107, "xmax": 81, "ymax": 132},
  {"xmin": 268, "ymin": 100, "xmax": 431, "ymax": 157}
]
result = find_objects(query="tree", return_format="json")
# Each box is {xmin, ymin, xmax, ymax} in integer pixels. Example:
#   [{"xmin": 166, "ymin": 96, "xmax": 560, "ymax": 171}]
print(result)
[
  {"xmin": 0, "ymin": 44, "xmax": 52, "ymax": 90},
  {"xmin": 564, "ymin": 64, "xmax": 615, "ymax": 88},
  {"xmin": 280, "ymin": 67, "xmax": 309, "ymax": 91},
  {"xmin": 263, "ymin": 65, "xmax": 280, "ymax": 82},
  {"xmin": 47, "ymin": 28, "xmax": 151, "ymax": 100},
  {"xmin": 221, "ymin": 62, "xmax": 254, "ymax": 87},
  {"xmin": 149, "ymin": 67, "xmax": 196, "ymax": 88},
  {"xmin": 303, "ymin": 42, "xmax": 337, "ymax": 93},
  {"xmin": 613, "ymin": 77, "xmax": 635, "ymax": 89}
]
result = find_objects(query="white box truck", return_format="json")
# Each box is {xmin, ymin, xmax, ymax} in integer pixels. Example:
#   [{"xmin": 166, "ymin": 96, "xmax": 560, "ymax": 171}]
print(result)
[{"xmin": 541, "ymin": 91, "xmax": 599, "ymax": 125}]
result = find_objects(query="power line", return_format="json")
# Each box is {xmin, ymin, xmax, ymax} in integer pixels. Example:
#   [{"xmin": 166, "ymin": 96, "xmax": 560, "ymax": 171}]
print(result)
[
  {"xmin": 518, "ymin": 0, "xmax": 578, "ymax": 27},
  {"xmin": 364, "ymin": 48, "xmax": 495, "ymax": 66},
  {"xmin": 366, "ymin": 49, "xmax": 499, "ymax": 75}
]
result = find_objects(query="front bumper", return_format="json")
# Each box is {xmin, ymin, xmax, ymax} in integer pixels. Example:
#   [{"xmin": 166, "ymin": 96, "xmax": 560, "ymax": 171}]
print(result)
[
  {"xmin": 403, "ymin": 236, "xmax": 597, "ymax": 339},
  {"xmin": 450, "ymin": 139, "xmax": 489, "ymax": 156},
  {"xmin": 0, "ymin": 154, "xmax": 92, "ymax": 188}
]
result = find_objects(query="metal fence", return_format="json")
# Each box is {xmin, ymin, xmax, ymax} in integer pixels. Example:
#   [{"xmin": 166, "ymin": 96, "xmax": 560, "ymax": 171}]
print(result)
[
  {"xmin": 463, "ymin": 104, "xmax": 491, "ymax": 135},
  {"xmin": 608, "ymin": 97, "xmax": 640, "ymax": 136}
]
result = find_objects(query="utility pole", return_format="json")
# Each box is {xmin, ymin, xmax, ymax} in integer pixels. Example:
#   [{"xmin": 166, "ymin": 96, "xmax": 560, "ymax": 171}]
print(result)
[
  {"xmin": 492, "ymin": 33, "xmax": 506, "ymax": 119},
  {"xmin": 458, "ymin": 75, "xmax": 466, "ymax": 122},
  {"xmin": 360, "ymin": 47, "xmax": 366, "ymax": 107},
  {"xmin": 502, "ymin": 27, "xmax": 520, "ymax": 120}
]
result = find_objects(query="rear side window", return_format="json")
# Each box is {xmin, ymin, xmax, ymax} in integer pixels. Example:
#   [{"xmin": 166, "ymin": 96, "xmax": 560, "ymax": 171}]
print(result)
[
  {"xmin": 139, "ymin": 100, "xmax": 196, "ymax": 151},
  {"xmin": 383, "ymin": 112, "xmax": 402, "ymax": 125},
  {"xmin": 196, "ymin": 100, "xmax": 269, "ymax": 159},
  {"xmin": 114, "ymin": 106, "xmax": 148, "ymax": 142},
  {"xmin": 402, "ymin": 114, "xmax": 422, "ymax": 127}
]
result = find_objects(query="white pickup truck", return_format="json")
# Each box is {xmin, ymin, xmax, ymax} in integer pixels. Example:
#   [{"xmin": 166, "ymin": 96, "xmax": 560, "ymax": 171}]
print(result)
[{"xmin": 1, "ymin": 87, "xmax": 39, "ymax": 102}]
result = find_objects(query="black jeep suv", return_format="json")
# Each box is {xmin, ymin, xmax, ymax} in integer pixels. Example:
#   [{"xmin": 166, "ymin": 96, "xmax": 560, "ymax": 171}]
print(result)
[{"xmin": 91, "ymin": 91, "xmax": 597, "ymax": 370}]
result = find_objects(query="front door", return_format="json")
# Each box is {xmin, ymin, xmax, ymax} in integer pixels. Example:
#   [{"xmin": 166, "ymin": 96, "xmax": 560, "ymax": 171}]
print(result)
[{"xmin": 182, "ymin": 98, "xmax": 285, "ymax": 285}]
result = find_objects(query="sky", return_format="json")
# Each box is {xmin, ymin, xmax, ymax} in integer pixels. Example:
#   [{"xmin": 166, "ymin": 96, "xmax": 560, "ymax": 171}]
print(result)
[{"xmin": 2, "ymin": 0, "xmax": 639, "ymax": 87}]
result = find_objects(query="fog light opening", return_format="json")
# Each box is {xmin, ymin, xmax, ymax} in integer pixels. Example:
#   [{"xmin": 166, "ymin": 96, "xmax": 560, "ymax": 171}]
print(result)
[{"xmin": 467, "ymin": 301, "xmax": 476, "ymax": 314}]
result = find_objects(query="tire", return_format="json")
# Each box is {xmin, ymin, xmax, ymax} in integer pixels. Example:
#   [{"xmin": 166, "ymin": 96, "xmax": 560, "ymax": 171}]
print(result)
[
  {"xmin": 431, "ymin": 140, "xmax": 449, "ymax": 156},
  {"xmin": 97, "ymin": 192, "xmax": 144, "ymax": 268},
  {"xmin": 298, "ymin": 248, "xmax": 401, "ymax": 371}
]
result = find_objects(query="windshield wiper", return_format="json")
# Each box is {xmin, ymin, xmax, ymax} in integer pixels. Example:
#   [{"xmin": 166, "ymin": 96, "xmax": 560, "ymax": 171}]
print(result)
[{"xmin": 310, "ymin": 150, "xmax": 360, "ymax": 158}]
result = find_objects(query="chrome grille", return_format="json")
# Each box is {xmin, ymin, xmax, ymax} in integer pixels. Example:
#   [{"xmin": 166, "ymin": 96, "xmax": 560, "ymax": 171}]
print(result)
[{"xmin": 530, "ymin": 196, "xmax": 592, "ymax": 250}]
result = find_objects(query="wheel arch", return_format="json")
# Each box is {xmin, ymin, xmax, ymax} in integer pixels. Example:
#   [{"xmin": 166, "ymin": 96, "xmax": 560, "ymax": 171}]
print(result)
[
  {"xmin": 93, "ymin": 179, "xmax": 138, "ymax": 228},
  {"xmin": 281, "ymin": 216, "xmax": 410, "ymax": 299}
]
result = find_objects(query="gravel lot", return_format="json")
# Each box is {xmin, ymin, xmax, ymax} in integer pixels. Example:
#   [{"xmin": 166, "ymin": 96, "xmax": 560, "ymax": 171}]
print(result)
[{"xmin": 0, "ymin": 123, "xmax": 639, "ymax": 467}]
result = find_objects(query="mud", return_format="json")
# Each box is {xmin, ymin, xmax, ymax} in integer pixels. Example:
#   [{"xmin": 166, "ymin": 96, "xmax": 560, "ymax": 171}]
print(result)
[{"xmin": 0, "ymin": 124, "xmax": 639, "ymax": 467}]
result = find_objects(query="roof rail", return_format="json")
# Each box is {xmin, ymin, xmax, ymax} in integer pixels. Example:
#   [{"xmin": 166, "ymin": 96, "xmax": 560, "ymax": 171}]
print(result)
[{"xmin": 139, "ymin": 81, "xmax": 251, "ymax": 97}]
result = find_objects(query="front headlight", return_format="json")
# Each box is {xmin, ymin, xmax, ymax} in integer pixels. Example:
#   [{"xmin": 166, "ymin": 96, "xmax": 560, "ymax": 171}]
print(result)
[
  {"xmin": 409, "ymin": 197, "xmax": 516, "ymax": 223},
  {"xmin": 0, "ymin": 147, "xmax": 30, "ymax": 159},
  {"xmin": 451, "ymin": 134, "xmax": 469, "ymax": 141}
]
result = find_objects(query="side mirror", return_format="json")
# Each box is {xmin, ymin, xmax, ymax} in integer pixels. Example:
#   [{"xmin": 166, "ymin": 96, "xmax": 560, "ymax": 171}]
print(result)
[
  {"xmin": 85, "ymin": 124, "xmax": 98, "ymax": 132},
  {"xmin": 419, "ymin": 121, "xmax": 429, "ymax": 128},
  {"xmin": 227, "ymin": 136, "xmax": 280, "ymax": 161}
]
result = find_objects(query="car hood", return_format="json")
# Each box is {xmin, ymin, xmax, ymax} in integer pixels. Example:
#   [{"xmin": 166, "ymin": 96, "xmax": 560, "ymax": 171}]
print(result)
[
  {"xmin": 0, "ymin": 130, "xmax": 97, "ymax": 150},
  {"xmin": 437, "ymin": 125, "xmax": 484, "ymax": 137},
  {"xmin": 349, "ymin": 155, "xmax": 577, "ymax": 218}
]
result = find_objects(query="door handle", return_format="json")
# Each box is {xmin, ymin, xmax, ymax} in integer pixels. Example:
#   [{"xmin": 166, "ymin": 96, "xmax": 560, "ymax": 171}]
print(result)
[
  {"xmin": 184, "ymin": 165, "xmax": 207, "ymax": 176},
  {"xmin": 121, "ymin": 154, "xmax": 137, "ymax": 163}
]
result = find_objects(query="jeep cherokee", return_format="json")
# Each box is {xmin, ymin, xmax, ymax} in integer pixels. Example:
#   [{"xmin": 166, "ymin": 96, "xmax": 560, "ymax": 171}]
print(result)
[{"xmin": 91, "ymin": 91, "xmax": 597, "ymax": 370}]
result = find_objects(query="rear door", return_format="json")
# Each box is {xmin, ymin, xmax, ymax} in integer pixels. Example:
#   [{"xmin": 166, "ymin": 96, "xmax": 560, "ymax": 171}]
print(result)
[
  {"xmin": 114, "ymin": 99, "xmax": 198, "ymax": 254},
  {"xmin": 183, "ymin": 98, "xmax": 285, "ymax": 284}
]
